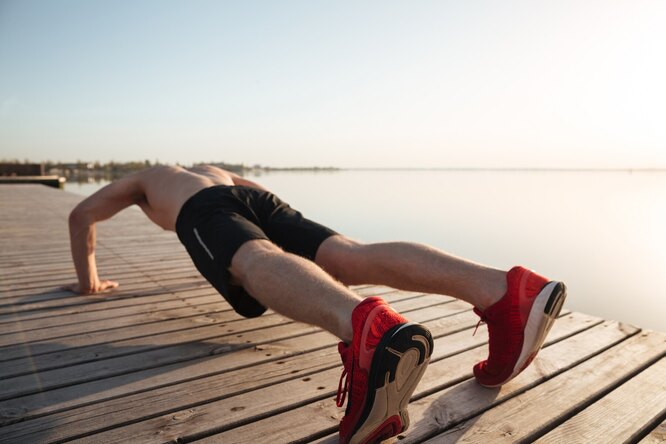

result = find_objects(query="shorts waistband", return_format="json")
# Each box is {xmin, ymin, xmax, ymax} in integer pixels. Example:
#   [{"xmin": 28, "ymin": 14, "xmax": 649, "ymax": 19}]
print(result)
[{"xmin": 175, "ymin": 185, "xmax": 234, "ymax": 234}]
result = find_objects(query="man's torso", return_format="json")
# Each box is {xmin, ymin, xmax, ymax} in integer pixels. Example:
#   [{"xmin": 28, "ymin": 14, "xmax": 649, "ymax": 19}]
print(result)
[{"xmin": 133, "ymin": 165, "xmax": 236, "ymax": 231}]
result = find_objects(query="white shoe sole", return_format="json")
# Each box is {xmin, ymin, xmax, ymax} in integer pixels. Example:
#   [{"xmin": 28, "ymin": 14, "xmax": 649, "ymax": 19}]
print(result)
[
  {"xmin": 349, "ymin": 323, "xmax": 433, "ymax": 444},
  {"xmin": 482, "ymin": 281, "xmax": 567, "ymax": 388}
]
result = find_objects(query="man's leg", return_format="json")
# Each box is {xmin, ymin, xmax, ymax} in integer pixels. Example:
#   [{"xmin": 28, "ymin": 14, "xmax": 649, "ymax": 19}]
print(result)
[
  {"xmin": 230, "ymin": 239, "xmax": 360, "ymax": 342},
  {"xmin": 315, "ymin": 235, "xmax": 567, "ymax": 388},
  {"xmin": 229, "ymin": 238, "xmax": 433, "ymax": 443},
  {"xmin": 315, "ymin": 235, "xmax": 507, "ymax": 310}
]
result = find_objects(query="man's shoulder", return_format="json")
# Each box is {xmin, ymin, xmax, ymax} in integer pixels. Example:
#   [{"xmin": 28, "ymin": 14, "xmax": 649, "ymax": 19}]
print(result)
[
  {"xmin": 127, "ymin": 165, "xmax": 181, "ymax": 183},
  {"xmin": 142, "ymin": 164, "xmax": 181, "ymax": 174}
]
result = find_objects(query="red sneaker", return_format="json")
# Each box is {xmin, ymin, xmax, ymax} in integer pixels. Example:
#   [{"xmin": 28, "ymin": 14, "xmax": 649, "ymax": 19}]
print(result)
[
  {"xmin": 473, "ymin": 266, "xmax": 567, "ymax": 387},
  {"xmin": 336, "ymin": 297, "xmax": 433, "ymax": 444}
]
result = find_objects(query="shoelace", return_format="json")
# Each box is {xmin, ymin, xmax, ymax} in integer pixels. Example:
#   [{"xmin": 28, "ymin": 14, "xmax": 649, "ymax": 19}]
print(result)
[
  {"xmin": 336, "ymin": 367, "xmax": 349, "ymax": 407},
  {"xmin": 336, "ymin": 343, "xmax": 352, "ymax": 408},
  {"xmin": 472, "ymin": 307, "xmax": 486, "ymax": 336}
]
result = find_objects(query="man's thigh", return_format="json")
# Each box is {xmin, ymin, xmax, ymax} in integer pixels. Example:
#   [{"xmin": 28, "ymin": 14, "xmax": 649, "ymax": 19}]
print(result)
[
  {"xmin": 257, "ymin": 192, "xmax": 338, "ymax": 262},
  {"xmin": 314, "ymin": 235, "xmax": 366, "ymax": 284}
]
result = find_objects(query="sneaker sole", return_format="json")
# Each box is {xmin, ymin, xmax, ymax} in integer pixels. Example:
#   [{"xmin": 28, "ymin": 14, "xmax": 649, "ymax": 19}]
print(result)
[
  {"xmin": 349, "ymin": 322, "xmax": 433, "ymax": 444},
  {"xmin": 482, "ymin": 281, "xmax": 567, "ymax": 388}
]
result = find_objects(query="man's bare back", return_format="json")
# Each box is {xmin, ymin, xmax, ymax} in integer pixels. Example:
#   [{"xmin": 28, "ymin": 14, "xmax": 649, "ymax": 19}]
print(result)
[{"xmin": 96, "ymin": 165, "xmax": 265, "ymax": 231}]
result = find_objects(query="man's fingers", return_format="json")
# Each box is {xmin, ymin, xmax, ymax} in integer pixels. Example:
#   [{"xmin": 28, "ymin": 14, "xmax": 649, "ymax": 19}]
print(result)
[
  {"xmin": 62, "ymin": 281, "xmax": 118, "ymax": 295},
  {"xmin": 100, "ymin": 280, "xmax": 119, "ymax": 291}
]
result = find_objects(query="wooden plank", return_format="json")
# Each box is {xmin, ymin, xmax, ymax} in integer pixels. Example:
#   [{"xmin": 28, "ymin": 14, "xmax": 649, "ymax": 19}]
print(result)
[
  {"xmin": 60, "ymin": 310, "xmax": 573, "ymax": 444},
  {"xmin": 0, "ymin": 257, "xmax": 193, "ymax": 290},
  {"xmin": 0, "ymin": 240, "xmax": 182, "ymax": 270},
  {"xmin": 167, "ymin": 313, "xmax": 609, "ymax": 444},
  {"xmin": 535, "ymin": 357, "xmax": 666, "ymax": 443},
  {"xmin": 0, "ymin": 253, "xmax": 194, "ymax": 283},
  {"xmin": 384, "ymin": 320, "xmax": 638, "ymax": 443},
  {"xmin": 0, "ymin": 274, "xmax": 208, "ymax": 312},
  {"xmin": 0, "ymin": 345, "xmax": 343, "ymax": 442},
  {"xmin": 1, "ymin": 269, "xmax": 204, "ymax": 300},
  {"xmin": 419, "ymin": 331, "xmax": 666, "ymax": 443},
  {"xmin": 0, "ymin": 241, "xmax": 179, "ymax": 263},
  {"xmin": 0, "ymin": 242, "xmax": 186, "ymax": 270},
  {"xmin": 0, "ymin": 278, "xmax": 206, "ymax": 312},
  {"xmin": 0, "ymin": 291, "xmax": 220, "ymax": 337},
  {"xmin": 0, "ymin": 305, "xmax": 496, "ymax": 443},
  {"xmin": 0, "ymin": 279, "xmax": 213, "ymax": 317},
  {"xmin": 0, "ymin": 290, "xmax": 410, "ymax": 347},
  {"xmin": 0, "ymin": 294, "xmax": 454, "ymax": 401},
  {"xmin": 640, "ymin": 420, "xmax": 666, "ymax": 443},
  {"xmin": 0, "ymin": 193, "xmax": 173, "ymax": 269},
  {"xmin": 0, "ymin": 301, "xmax": 232, "ymax": 361},
  {"xmin": 2, "ymin": 292, "xmax": 438, "ymax": 374},
  {"xmin": 0, "ymin": 301, "xmax": 477, "ymax": 427},
  {"xmin": 0, "ymin": 278, "xmax": 208, "ymax": 315},
  {"xmin": 0, "ymin": 286, "xmax": 392, "ymax": 340},
  {"xmin": 0, "ymin": 292, "xmax": 442, "ymax": 379},
  {"xmin": 0, "ymin": 293, "xmax": 445, "ymax": 378},
  {"xmin": 0, "ymin": 304, "xmax": 240, "ymax": 376},
  {"xmin": 0, "ymin": 177, "xmax": 63, "ymax": 188},
  {"xmin": 0, "ymin": 318, "xmax": 320, "ymax": 401},
  {"xmin": 0, "ymin": 306, "xmax": 479, "ymax": 442},
  {"xmin": 0, "ymin": 260, "xmax": 196, "ymax": 294},
  {"xmin": 0, "ymin": 285, "xmax": 384, "ymax": 322}
]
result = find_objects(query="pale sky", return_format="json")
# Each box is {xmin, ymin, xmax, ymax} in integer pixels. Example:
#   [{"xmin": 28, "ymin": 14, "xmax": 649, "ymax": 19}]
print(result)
[{"xmin": 1, "ymin": 0, "xmax": 665, "ymax": 168}]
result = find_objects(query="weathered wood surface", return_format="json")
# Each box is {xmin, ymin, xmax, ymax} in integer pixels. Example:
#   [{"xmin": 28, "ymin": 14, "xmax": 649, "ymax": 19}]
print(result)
[
  {"xmin": 1, "ymin": 184, "xmax": 664, "ymax": 443},
  {"xmin": 0, "ymin": 176, "xmax": 65, "ymax": 189}
]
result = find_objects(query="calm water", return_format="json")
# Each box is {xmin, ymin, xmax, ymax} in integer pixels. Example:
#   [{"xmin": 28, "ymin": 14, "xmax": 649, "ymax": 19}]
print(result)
[{"xmin": 66, "ymin": 170, "xmax": 666, "ymax": 331}]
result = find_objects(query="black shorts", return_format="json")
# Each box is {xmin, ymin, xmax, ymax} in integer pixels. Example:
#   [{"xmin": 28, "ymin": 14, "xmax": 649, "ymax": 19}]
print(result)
[{"xmin": 175, "ymin": 185, "xmax": 337, "ymax": 318}]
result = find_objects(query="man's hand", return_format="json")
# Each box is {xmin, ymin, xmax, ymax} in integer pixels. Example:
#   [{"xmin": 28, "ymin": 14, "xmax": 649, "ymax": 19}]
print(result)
[{"xmin": 63, "ymin": 279, "xmax": 119, "ymax": 295}]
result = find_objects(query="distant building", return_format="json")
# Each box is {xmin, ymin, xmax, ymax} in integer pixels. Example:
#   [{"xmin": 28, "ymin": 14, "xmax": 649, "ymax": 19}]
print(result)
[{"xmin": 0, "ymin": 163, "xmax": 44, "ymax": 176}]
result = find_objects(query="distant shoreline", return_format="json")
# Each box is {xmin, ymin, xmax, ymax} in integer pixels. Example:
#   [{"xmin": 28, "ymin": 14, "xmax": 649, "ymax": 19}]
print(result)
[
  {"xmin": 58, "ymin": 166, "xmax": 666, "ymax": 185},
  {"xmin": 4, "ymin": 160, "xmax": 665, "ymax": 185},
  {"xmin": 345, "ymin": 167, "xmax": 666, "ymax": 172}
]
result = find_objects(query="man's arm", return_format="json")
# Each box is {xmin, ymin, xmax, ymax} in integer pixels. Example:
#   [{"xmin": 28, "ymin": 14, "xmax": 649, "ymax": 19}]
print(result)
[{"xmin": 67, "ymin": 175, "xmax": 143, "ymax": 294}]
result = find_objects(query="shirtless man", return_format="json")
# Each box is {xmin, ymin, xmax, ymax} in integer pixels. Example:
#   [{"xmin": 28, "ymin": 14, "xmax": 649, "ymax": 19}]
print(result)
[{"xmin": 67, "ymin": 164, "xmax": 567, "ymax": 444}]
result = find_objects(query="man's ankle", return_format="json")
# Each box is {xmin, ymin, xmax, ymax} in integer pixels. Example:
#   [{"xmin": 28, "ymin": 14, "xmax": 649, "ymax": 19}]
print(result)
[{"xmin": 475, "ymin": 270, "xmax": 507, "ymax": 311}]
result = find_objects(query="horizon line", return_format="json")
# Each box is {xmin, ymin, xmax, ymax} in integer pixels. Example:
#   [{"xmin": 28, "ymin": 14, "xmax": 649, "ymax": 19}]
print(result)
[
  {"xmin": 343, "ymin": 166, "xmax": 666, "ymax": 172},
  {"xmin": 5, "ymin": 159, "xmax": 666, "ymax": 173}
]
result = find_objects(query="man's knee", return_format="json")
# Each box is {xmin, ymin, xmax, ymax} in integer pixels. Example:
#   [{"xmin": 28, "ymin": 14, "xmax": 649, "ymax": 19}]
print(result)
[
  {"xmin": 315, "ymin": 235, "xmax": 368, "ymax": 285},
  {"xmin": 229, "ymin": 239, "xmax": 283, "ymax": 285}
]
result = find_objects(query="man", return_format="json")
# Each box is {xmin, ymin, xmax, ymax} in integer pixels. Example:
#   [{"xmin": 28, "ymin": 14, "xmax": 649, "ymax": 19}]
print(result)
[{"xmin": 67, "ymin": 164, "xmax": 567, "ymax": 444}]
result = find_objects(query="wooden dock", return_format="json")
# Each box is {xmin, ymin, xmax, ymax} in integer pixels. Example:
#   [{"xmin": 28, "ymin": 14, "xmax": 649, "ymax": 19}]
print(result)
[
  {"xmin": 1, "ymin": 184, "xmax": 664, "ymax": 444},
  {"xmin": 0, "ymin": 176, "xmax": 65, "ymax": 189}
]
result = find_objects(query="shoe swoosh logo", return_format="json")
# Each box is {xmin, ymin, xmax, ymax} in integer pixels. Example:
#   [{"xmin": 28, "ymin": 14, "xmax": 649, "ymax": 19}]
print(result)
[{"xmin": 358, "ymin": 305, "xmax": 391, "ymax": 371}]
